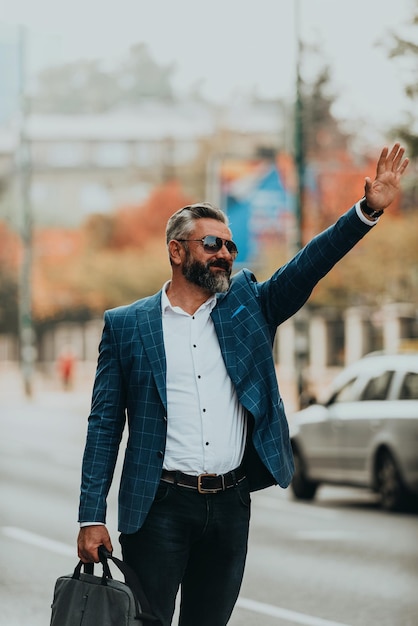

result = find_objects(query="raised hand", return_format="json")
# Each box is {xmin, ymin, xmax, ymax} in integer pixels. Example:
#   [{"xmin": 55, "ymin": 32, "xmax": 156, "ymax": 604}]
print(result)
[{"xmin": 364, "ymin": 143, "xmax": 409, "ymax": 211}]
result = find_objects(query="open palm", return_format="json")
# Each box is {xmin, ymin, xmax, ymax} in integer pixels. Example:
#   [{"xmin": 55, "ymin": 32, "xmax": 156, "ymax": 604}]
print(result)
[{"xmin": 365, "ymin": 143, "xmax": 409, "ymax": 211}]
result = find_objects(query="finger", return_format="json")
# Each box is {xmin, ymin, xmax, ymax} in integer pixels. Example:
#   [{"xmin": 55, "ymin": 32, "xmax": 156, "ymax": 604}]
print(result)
[
  {"xmin": 78, "ymin": 546, "xmax": 97, "ymax": 563},
  {"xmin": 392, "ymin": 148, "xmax": 405, "ymax": 172},
  {"xmin": 78, "ymin": 527, "xmax": 107, "ymax": 562},
  {"xmin": 375, "ymin": 146, "xmax": 389, "ymax": 176},
  {"xmin": 102, "ymin": 536, "xmax": 113, "ymax": 555},
  {"xmin": 386, "ymin": 142, "xmax": 401, "ymax": 164},
  {"xmin": 398, "ymin": 157, "xmax": 409, "ymax": 175},
  {"xmin": 81, "ymin": 546, "xmax": 101, "ymax": 563},
  {"xmin": 392, "ymin": 145, "xmax": 405, "ymax": 170},
  {"xmin": 77, "ymin": 538, "xmax": 99, "ymax": 563},
  {"xmin": 364, "ymin": 176, "xmax": 373, "ymax": 193}
]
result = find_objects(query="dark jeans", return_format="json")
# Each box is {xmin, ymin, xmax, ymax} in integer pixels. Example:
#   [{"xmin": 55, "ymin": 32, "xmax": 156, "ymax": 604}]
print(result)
[{"xmin": 120, "ymin": 478, "xmax": 251, "ymax": 626}]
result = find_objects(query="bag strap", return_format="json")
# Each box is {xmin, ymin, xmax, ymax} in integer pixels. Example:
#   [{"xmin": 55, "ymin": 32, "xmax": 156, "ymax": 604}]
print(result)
[
  {"xmin": 71, "ymin": 548, "xmax": 159, "ymax": 623},
  {"xmin": 98, "ymin": 546, "xmax": 159, "ymax": 623}
]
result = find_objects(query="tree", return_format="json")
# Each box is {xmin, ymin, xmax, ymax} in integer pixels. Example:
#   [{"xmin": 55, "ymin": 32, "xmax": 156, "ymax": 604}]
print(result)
[
  {"xmin": 305, "ymin": 213, "xmax": 418, "ymax": 309},
  {"xmin": 257, "ymin": 211, "xmax": 418, "ymax": 311},
  {"xmin": 108, "ymin": 180, "xmax": 193, "ymax": 250},
  {"xmin": 302, "ymin": 65, "xmax": 351, "ymax": 157},
  {"xmin": 30, "ymin": 181, "xmax": 193, "ymax": 322},
  {"xmin": 0, "ymin": 275, "xmax": 19, "ymax": 334},
  {"xmin": 387, "ymin": 1, "xmax": 418, "ymax": 161},
  {"xmin": 31, "ymin": 43, "xmax": 175, "ymax": 114},
  {"xmin": 32, "ymin": 59, "xmax": 119, "ymax": 114},
  {"xmin": 117, "ymin": 43, "xmax": 175, "ymax": 104},
  {"xmin": 0, "ymin": 222, "xmax": 20, "ymax": 334}
]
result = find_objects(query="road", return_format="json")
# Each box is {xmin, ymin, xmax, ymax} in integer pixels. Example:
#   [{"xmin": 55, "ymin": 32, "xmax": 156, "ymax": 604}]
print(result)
[{"xmin": 1, "ymin": 383, "xmax": 417, "ymax": 626}]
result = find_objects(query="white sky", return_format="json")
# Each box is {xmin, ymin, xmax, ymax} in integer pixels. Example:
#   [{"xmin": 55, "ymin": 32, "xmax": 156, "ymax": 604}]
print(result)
[{"xmin": 0, "ymin": 0, "xmax": 416, "ymax": 142}]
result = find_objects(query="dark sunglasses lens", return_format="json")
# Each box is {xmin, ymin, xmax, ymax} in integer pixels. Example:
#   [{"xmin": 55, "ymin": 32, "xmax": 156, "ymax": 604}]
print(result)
[
  {"xmin": 202, "ymin": 236, "xmax": 238, "ymax": 256},
  {"xmin": 202, "ymin": 236, "xmax": 222, "ymax": 252},
  {"xmin": 225, "ymin": 241, "xmax": 238, "ymax": 255}
]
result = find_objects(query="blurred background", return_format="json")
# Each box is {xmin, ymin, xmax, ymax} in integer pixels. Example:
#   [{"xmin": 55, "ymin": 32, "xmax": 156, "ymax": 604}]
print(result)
[
  {"xmin": 0, "ymin": 0, "xmax": 417, "ymax": 404},
  {"xmin": 1, "ymin": 3, "xmax": 418, "ymax": 626}
]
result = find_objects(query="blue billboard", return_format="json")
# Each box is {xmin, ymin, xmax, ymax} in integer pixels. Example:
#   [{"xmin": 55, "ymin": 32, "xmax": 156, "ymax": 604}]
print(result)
[{"xmin": 221, "ymin": 159, "xmax": 294, "ymax": 265}]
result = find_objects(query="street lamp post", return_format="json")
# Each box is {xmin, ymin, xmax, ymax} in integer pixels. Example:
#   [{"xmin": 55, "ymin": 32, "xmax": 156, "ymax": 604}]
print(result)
[
  {"xmin": 293, "ymin": 0, "xmax": 308, "ymax": 405},
  {"xmin": 294, "ymin": 0, "xmax": 304, "ymax": 253},
  {"xmin": 17, "ymin": 25, "xmax": 35, "ymax": 397}
]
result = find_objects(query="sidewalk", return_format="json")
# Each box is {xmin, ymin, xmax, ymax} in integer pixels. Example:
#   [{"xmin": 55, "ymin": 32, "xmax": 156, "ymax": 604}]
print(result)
[{"xmin": 0, "ymin": 361, "xmax": 93, "ymax": 408}]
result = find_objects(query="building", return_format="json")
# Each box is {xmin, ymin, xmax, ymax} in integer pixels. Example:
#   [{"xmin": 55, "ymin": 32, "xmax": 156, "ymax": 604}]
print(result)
[{"xmin": 0, "ymin": 98, "xmax": 285, "ymax": 228}]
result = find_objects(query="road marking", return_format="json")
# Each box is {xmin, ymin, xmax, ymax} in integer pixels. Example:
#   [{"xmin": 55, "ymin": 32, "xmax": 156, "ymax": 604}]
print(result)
[
  {"xmin": 237, "ymin": 597, "xmax": 351, "ymax": 626},
  {"xmin": 3, "ymin": 526, "xmax": 352, "ymax": 625},
  {"xmin": 2, "ymin": 526, "xmax": 75, "ymax": 557},
  {"xmin": 295, "ymin": 529, "xmax": 357, "ymax": 541}
]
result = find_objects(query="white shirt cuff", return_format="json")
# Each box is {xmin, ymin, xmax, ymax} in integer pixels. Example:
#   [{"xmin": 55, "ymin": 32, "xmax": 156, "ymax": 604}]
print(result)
[
  {"xmin": 355, "ymin": 200, "xmax": 380, "ymax": 226},
  {"xmin": 79, "ymin": 522, "xmax": 105, "ymax": 527}
]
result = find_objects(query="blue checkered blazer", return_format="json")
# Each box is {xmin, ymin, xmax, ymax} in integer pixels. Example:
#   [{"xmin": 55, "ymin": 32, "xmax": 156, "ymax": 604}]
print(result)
[{"xmin": 79, "ymin": 206, "xmax": 372, "ymax": 533}]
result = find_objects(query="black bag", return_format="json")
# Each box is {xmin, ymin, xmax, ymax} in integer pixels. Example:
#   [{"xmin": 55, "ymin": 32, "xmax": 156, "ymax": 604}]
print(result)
[{"xmin": 50, "ymin": 547, "xmax": 159, "ymax": 625}]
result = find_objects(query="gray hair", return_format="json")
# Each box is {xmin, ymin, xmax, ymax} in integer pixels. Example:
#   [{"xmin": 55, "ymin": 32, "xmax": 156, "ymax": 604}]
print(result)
[{"xmin": 166, "ymin": 202, "xmax": 229, "ymax": 245}]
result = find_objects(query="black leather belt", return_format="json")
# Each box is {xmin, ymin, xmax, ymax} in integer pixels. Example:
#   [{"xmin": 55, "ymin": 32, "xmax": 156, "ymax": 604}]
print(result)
[{"xmin": 160, "ymin": 466, "xmax": 246, "ymax": 493}]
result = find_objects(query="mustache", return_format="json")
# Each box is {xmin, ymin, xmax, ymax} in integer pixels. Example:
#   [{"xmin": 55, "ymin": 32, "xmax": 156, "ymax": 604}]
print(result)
[{"xmin": 208, "ymin": 259, "xmax": 231, "ymax": 271}]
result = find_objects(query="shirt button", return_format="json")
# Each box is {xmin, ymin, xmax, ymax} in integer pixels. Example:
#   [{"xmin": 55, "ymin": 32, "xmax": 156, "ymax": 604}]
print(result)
[{"xmin": 205, "ymin": 442, "xmax": 209, "ymax": 446}]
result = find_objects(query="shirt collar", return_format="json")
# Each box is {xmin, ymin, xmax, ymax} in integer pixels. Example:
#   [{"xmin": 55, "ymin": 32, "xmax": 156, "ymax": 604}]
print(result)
[{"xmin": 161, "ymin": 281, "xmax": 217, "ymax": 316}]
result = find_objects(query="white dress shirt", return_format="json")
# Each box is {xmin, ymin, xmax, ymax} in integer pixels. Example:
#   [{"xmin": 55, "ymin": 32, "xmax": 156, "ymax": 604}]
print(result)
[{"xmin": 161, "ymin": 283, "xmax": 247, "ymax": 475}]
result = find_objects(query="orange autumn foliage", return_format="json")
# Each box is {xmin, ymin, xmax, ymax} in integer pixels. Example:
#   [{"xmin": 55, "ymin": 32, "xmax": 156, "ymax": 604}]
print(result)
[
  {"xmin": 302, "ymin": 151, "xmax": 402, "ymax": 244},
  {"xmin": 32, "ymin": 228, "xmax": 84, "ymax": 318},
  {"xmin": 31, "ymin": 181, "xmax": 195, "ymax": 319},
  {"xmin": 0, "ymin": 222, "xmax": 21, "ymax": 270},
  {"xmin": 110, "ymin": 180, "xmax": 194, "ymax": 249}
]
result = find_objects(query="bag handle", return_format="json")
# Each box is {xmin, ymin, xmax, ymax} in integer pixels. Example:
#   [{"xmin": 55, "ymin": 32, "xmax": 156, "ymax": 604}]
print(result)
[
  {"xmin": 98, "ymin": 546, "xmax": 159, "ymax": 623},
  {"xmin": 72, "ymin": 547, "xmax": 159, "ymax": 622},
  {"xmin": 72, "ymin": 556, "xmax": 112, "ymax": 586}
]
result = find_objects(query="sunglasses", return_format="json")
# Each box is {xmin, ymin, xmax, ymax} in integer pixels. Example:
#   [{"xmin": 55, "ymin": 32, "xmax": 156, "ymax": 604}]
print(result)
[{"xmin": 177, "ymin": 235, "xmax": 238, "ymax": 257}]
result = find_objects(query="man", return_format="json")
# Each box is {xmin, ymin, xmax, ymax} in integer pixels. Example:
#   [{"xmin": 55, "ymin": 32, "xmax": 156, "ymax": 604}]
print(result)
[{"xmin": 78, "ymin": 144, "xmax": 408, "ymax": 625}]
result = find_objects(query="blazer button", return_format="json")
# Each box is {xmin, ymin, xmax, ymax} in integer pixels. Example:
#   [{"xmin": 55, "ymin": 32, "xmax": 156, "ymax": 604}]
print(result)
[{"xmin": 157, "ymin": 450, "xmax": 164, "ymax": 459}]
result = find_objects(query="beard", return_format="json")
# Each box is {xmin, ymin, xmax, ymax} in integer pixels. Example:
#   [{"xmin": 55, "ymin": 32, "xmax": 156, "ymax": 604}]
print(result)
[{"xmin": 182, "ymin": 255, "xmax": 231, "ymax": 294}]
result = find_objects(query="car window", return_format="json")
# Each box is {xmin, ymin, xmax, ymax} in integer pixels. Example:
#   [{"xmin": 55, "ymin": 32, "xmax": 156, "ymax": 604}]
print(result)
[
  {"xmin": 399, "ymin": 372, "xmax": 418, "ymax": 400},
  {"xmin": 360, "ymin": 370, "xmax": 393, "ymax": 401},
  {"xmin": 329, "ymin": 378, "xmax": 358, "ymax": 404}
]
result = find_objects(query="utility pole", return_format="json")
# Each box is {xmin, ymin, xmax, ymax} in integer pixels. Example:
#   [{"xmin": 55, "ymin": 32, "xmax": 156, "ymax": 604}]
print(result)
[
  {"xmin": 293, "ymin": 0, "xmax": 309, "ymax": 404},
  {"xmin": 17, "ymin": 25, "xmax": 35, "ymax": 397},
  {"xmin": 294, "ymin": 0, "xmax": 304, "ymax": 253}
]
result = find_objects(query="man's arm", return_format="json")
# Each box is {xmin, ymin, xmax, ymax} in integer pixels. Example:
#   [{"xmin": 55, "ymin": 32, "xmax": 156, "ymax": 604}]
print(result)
[
  {"xmin": 258, "ymin": 143, "xmax": 409, "ymax": 326},
  {"xmin": 78, "ymin": 311, "xmax": 127, "ymax": 562}
]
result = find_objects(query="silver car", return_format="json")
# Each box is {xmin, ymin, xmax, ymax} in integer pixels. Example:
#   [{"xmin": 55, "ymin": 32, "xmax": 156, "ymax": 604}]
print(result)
[{"xmin": 289, "ymin": 353, "xmax": 418, "ymax": 511}]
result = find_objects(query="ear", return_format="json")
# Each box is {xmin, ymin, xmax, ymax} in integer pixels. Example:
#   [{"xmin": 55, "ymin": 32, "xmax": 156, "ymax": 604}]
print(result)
[{"xmin": 168, "ymin": 239, "xmax": 184, "ymax": 266}]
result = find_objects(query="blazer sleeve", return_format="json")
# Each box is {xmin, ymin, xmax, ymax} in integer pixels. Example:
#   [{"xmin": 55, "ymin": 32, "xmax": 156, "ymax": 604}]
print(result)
[
  {"xmin": 257, "ymin": 205, "xmax": 373, "ymax": 327},
  {"xmin": 78, "ymin": 311, "xmax": 127, "ymax": 524}
]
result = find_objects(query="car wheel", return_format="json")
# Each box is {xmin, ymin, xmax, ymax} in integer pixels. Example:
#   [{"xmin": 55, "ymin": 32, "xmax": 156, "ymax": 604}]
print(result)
[
  {"xmin": 376, "ymin": 451, "xmax": 407, "ymax": 511},
  {"xmin": 291, "ymin": 447, "xmax": 318, "ymax": 500}
]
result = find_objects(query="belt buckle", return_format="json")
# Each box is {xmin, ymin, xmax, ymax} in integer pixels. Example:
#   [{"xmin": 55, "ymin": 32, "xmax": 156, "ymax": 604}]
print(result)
[{"xmin": 197, "ymin": 473, "xmax": 221, "ymax": 494}]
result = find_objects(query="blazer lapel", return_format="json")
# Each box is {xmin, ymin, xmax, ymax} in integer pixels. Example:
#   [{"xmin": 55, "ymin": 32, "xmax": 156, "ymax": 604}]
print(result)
[
  {"xmin": 211, "ymin": 294, "xmax": 238, "ymax": 384},
  {"xmin": 135, "ymin": 292, "xmax": 167, "ymax": 410}
]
